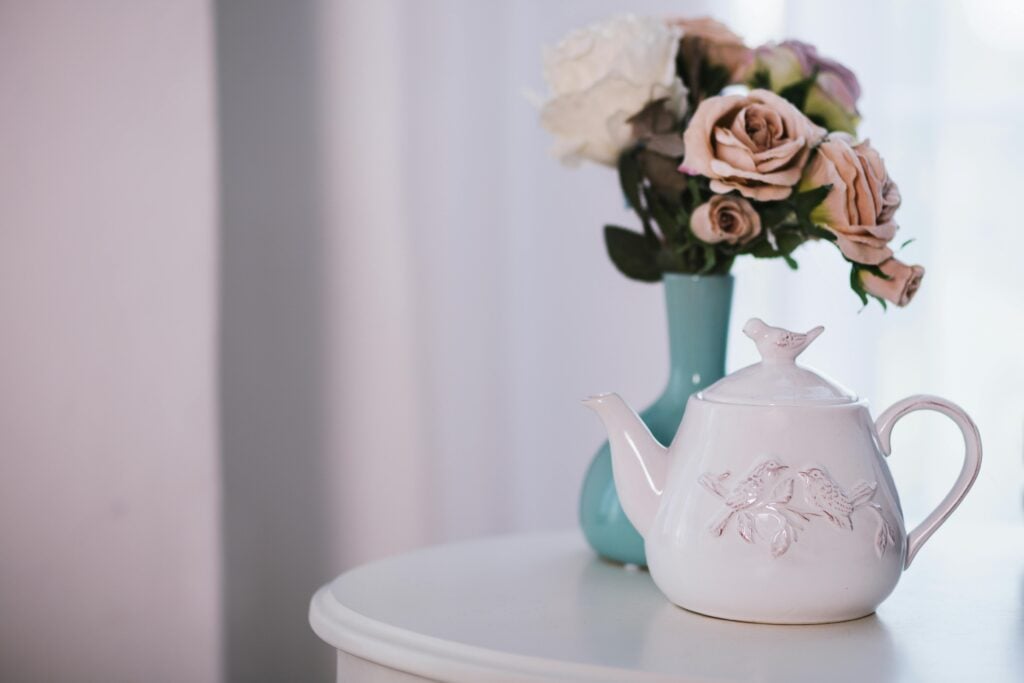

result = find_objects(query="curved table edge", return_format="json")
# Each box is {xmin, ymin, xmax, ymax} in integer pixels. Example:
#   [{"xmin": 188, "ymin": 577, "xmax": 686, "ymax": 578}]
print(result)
[{"xmin": 309, "ymin": 583, "xmax": 698, "ymax": 683}]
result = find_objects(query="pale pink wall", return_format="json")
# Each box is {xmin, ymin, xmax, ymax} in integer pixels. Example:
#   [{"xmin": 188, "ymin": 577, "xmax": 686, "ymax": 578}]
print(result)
[{"xmin": 0, "ymin": 2, "xmax": 222, "ymax": 682}]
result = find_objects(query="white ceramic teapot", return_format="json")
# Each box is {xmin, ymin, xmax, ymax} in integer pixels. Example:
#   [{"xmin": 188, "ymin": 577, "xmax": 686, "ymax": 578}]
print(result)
[{"xmin": 584, "ymin": 318, "xmax": 982, "ymax": 624}]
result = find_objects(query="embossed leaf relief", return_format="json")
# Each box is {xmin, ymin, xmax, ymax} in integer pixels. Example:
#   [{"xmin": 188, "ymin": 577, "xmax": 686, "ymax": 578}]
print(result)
[{"xmin": 698, "ymin": 458, "xmax": 897, "ymax": 558}]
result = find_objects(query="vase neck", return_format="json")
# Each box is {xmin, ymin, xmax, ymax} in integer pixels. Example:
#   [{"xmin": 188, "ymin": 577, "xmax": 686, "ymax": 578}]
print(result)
[{"xmin": 660, "ymin": 275, "xmax": 734, "ymax": 400}]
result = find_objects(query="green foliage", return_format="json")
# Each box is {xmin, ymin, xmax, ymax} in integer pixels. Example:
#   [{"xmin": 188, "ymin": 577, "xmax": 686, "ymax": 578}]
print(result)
[
  {"xmin": 608, "ymin": 141, "xmax": 888, "ymax": 308},
  {"xmin": 696, "ymin": 62, "xmax": 731, "ymax": 105},
  {"xmin": 792, "ymin": 185, "xmax": 832, "ymax": 225},
  {"xmin": 645, "ymin": 185, "xmax": 681, "ymax": 244},
  {"xmin": 747, "ymin": 226, "xmax": 803, "ymax": 261},
  {"xmin": 609, "ymin": 144, "xmax": 843, "ymax": 283},
  {"xmin": 806, "ymin": 225, "xmax": 838, "ymax": 242},
  {"xmin": 604, "ymin": 226, "xmax": 662, "ymax": 282},
  {"xmin": 617, "ymin": 152, "xmax": 643, "ymax": 212},
  {"xmin": 686, "ymin": 177, "xmax": 702, "ymax": 208},
  {"xmin": 756, "ymin": 200, "xmax": 794, "ymax": 228},
  {"xmin": 849, "ymin": 263, "xmax": 888, "ymax": 310},
  {"xmin": 777, "ymin": 71, "xmax": 819, "ymax": 110},
  {"xmin": 742, "ymin": 185, "xmax": 832, "ymax": 269},
  {"xmin": 749, "ymin": 68, "xmax": 772, "ymax": 91},
  {"xmin": 617, "ymin": 152, "xmax": 653, "ymax": 240},
  {"xmin": 849, "ymin": 264, "xmax": 870, "ymax": 307}
]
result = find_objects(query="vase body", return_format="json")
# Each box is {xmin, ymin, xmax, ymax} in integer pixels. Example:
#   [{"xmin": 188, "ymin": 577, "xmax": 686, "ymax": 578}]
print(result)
[{"xmin": 579, "ymin": 274, "xmax": 733, "ymax": 565}]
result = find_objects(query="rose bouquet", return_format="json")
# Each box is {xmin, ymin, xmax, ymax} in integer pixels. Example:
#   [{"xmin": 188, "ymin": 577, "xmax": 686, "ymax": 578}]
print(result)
[{"xmin": 539, "ymin": 15, "xmax": 923, "ymax": 307}]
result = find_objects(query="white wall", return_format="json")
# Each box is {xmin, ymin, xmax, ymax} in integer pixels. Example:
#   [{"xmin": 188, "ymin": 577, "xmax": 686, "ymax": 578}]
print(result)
[{"xmin": 0, "ymin": 2, "xmax": 222, "ymax": 682}]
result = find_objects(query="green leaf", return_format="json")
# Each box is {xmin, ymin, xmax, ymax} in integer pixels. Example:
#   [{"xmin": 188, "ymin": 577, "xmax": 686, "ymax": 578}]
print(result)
[
  {"xmin": 712, "ymin": 253, "xmax": 736, "ymax": 276},
  {"xmin": 756, "ymin": 201, "xmax": 794, "ymax": 229},
  {"xmin": 748, "ymin": 229, "xmax": 806, "ymax": 260},
  {"xmin": 806, "ymin": 225, "xmax": 838, "ymax": 242},
  {"xmin": 643, "ymin": 186, "xmax": 679, "ymax": 246},
  {"xmin": 748, "ymin": 68, "xmax": 772, "ymax": 90},
  {"xmin": 618, "ymin": 151, "xmax": 654, "ymax": 240},
  {"xmin": 848, "ymin": 264, "xmax": 888, "ymax": 309},
  {"xmin": 699, "ymin": 244, "xmax": 718, "ymax": 274},
  {"xmin": 807, "ymin": 112, "xmax": 830, "ymax": 130},
  {"xmin": 655, "ymin": 246, "xmax": 687, "ymax": 273},
  {"xmin": 674, "ymin": 205, "xmax": 691, "ymax": 233},
  {"xmin": 899, "ymin": 238, "xmax": 916, "ymax": 250},
  {"xmin": 748, "ymin": 240, "xmax": 777, "ymax": 258},
  {"xmin": 776, "ymin": 230, "xmax": 805, "ymax": 256},
  {"xmin": 604, "ymin": 225, "xmax": 662, "ymax": 282},
  {"xmin": 857, "ymin": 262, "xmax": 891, "ymax": 280},
  {"xmin": 778, "ymin": 70, "xmax": 818, "ymax": 110},
  {"xmin": 687, "ymin": 177, "xmax": 703, "ymax": 209},
  {"xmin": 698, "ymin": 62, "xmax": 731, "ymax": 100},
  {"xmin": 793, "ymin": 184, "xmax": 832, "ymax": 223},
  {"xmin": 617, "ymin": 152, "xmax": 643, "ymax": 212},
  {"xmin": 849, "ymin": 264, "xmax": 869, "ymax": 306}
]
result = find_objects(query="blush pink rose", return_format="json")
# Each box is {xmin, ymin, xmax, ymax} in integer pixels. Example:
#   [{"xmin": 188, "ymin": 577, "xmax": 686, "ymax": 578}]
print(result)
[
  {"xmin": 801, "ymin": 133, "xmax": 901, "ymax": 265},
  {"xmin": 690, "ymin": 195, "xmax": 762, "ymax": 244},
  {"xmin": 669, "ymin": 17, "xmax": 750, "ymax": 80},
  {"xmin": 681, "ymin": 89, "xmax": 827, "ymax": 200},
  {"xmin": 860, "ymin": 258, "xmax": 924, "ymax": 306}
]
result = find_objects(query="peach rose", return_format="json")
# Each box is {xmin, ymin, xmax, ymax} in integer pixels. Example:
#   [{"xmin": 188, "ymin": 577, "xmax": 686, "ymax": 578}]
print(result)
[
  {"xmin": 801, "ymin": 133, "xmax": 900, "ymax": 265},
  {"xmin": 681, "ymin": 89, "xmax": 826, "ymax": 200},
  {"xmin": 860, "ymin": 258, "xmax": 924, "ymax": 306},
  {"xmin": 670, "ymin": 17, "xmax": 750, "ymax": 80},
  {"xmin": 690, "ymin": 195, "xmax": 762, "ymax": 244}
]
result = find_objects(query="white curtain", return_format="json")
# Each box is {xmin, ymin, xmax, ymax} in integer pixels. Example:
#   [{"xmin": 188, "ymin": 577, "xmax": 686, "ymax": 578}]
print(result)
[{"xmin": 321, "ymin": 0, "xmax": 1024, "ymax": 566}]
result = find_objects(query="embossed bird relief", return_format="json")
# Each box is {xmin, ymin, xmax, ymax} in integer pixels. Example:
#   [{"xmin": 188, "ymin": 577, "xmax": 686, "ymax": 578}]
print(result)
[
  {"xmin": 799, "ymin": 466, "xmax": 897, "ymax": 556},
  {"xmin": 700, "ymin": 458, "xmax": 897, "ymax": 558},
  {"xmin": 699, "ymin": 458, "xmax": 802, "ymax": 557}
]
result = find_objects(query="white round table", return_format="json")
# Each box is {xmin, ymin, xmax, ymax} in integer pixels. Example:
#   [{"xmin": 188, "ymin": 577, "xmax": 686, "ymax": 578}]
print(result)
[{"xmin": 310, "ymin": 526, "xmax": 1024, "ymax": 682}]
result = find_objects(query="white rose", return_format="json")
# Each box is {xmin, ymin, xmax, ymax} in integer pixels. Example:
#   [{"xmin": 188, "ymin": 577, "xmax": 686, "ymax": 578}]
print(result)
[{"xmin": 540, "ymin": 15, "xmax": 687, "ymax": 166}]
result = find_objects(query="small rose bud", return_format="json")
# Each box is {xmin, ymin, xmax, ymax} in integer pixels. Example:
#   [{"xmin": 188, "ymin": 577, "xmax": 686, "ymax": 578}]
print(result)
[{"xmin": 691, "ymin": 195, "xmax": 762, "ymax": 245}]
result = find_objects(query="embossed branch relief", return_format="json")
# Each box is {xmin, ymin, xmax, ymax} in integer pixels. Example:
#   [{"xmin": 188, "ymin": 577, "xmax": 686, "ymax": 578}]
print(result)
[{"xmin": 698, "ymin": 459, "xmax": 897, "ymax": 558}]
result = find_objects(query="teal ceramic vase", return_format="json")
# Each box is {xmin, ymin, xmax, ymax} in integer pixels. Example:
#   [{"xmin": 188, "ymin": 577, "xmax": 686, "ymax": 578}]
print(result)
[{"xmin": 579, "ymin": 274, "xmax": 734, "ymax": 566}]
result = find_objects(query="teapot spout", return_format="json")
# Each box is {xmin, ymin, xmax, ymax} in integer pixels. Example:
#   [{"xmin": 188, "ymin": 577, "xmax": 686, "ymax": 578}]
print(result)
[{"xmin": 582, "ymin": 393, "xmax": 668, "ymax": 538}]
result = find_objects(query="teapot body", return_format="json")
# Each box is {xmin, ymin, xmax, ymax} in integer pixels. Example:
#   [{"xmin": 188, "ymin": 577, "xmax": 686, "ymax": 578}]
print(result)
[
  {"xmin": 647, "ymin": 397, "xmax": 907, "ymax": 624},
  {"xmin": 587, "ymin": 319, "xmax": 982, "ymax": 624}
]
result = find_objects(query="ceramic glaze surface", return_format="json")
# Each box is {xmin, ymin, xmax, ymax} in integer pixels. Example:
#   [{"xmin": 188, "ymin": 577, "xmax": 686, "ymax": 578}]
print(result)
[
  {"xmin": 647, "ymin": 400, "xmax": 906, "ymax": 623},
  {"xmin": 585, "ymin": 319, "xmax": 983, "ymax": 624}
]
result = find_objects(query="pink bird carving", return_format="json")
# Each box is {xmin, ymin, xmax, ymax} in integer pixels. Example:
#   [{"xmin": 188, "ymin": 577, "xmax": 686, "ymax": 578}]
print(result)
[
  {"xmin": 700, "ymin": 459, "xmax": 791, "ymax": 538},
  {"xmin": 799, "ymin": 466, "xmax": 876, "ymax": 530}
]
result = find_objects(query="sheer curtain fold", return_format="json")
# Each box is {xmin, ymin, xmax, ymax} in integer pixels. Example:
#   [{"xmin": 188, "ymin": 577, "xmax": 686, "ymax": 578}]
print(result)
[
  {"xmin": 319, "ymin": 0, "xmax": 1023, "ymax": 572},
  {"xmin": 222, "ymin": 1, "xmax": 1022, "ymax": 679}
]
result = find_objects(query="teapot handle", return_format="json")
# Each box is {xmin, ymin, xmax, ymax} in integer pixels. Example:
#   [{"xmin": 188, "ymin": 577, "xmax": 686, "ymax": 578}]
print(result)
[{"xmin": 875, "ymin": 395, "xmax": 982, "ymax": 569}]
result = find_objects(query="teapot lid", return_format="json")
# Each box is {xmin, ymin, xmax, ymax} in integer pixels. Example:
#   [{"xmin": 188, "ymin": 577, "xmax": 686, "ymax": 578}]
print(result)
[{"xmin": 699, "ymin": 318, "xmax": 856, "ymax": 406}]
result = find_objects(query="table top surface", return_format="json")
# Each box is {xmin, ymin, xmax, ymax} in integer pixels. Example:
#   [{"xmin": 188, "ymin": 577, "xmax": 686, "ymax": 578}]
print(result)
[{"xmin": 310, "ymin": 526, "xmax": 1024, "ymax": 683}]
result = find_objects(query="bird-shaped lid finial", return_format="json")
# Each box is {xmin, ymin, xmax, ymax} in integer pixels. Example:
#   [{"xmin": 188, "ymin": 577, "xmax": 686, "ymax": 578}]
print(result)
[{"xmin": 742, "ymin": 318, "xmax": 824, "ymax": 363}]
